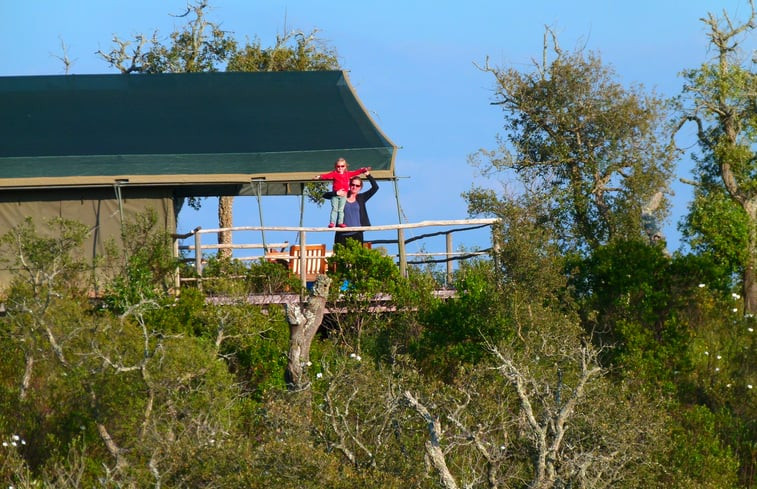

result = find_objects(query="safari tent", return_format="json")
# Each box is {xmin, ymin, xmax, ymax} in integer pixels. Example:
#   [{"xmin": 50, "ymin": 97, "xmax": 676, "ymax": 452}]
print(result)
[{"xmin": 0, "ymin": 71, "xmax": 397, "ymax": 284}]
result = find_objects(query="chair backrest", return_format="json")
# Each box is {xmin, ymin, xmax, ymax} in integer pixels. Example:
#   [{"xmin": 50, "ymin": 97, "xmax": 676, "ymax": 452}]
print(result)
[{"xmin": 289, "ymin": 244, "xmax": 328, "ymax": 279}]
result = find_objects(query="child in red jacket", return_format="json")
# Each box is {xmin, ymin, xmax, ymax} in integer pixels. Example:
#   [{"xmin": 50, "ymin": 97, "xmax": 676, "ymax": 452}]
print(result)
[{"xmin": 315, "ymin": 158, "xmax": 370, "ymax": 227}]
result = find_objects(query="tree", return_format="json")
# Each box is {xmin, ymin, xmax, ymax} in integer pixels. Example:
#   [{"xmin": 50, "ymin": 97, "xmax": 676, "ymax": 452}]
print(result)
[
  {"xmin": 285, "ymin": 275, "xmax": 332, "ymax": 391},
  {"xmin": 97, "ymin": 1, "xmax": 339, "ymax": 257},
  {"xmin": 472, "ymin": 30, "xmax": 675, "ymax": 254},
  {"xmin": 677, "ymin": 1, "xmax": 757, "ymax": 314},
  {"xmin": 402, "ymin": 327, "xmax": 670, "ymax": 489},
  {"xmin": 0, "ymin": 216, "xmax": 252, "ymax": 486}
]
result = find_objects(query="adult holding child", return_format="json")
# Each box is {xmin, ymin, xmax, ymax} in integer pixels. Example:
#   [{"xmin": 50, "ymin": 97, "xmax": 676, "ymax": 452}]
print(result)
[
  {"xmin": 327, "ymin": 170, "xmax": 379, "ymax": 247},
  {"xmin": 315, "ymin": 158, "xmax": 370, "ymax": 228}
]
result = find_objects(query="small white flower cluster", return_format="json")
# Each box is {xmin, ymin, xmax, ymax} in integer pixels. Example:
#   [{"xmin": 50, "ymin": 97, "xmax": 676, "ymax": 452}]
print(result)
[
  {"xmin": 1, "ymin": 434, "xmax": 26, "ymax": 448},
  {"xmin": 349, "ymin": 353, "xmax": 362, "ymax": 362}
]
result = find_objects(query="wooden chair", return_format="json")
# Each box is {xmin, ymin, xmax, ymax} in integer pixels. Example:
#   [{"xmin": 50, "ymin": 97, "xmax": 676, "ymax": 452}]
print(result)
[{"xmin": 289, "ymin": 244, "xmax": 328, "ymax": 283}]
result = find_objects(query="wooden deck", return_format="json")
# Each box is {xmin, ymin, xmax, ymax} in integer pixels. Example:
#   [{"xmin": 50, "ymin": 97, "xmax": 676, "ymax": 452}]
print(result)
[
  {"xmin": 174, "ymin": 218, "xmax": 500, "ymax": 290},
  {"xmin": 205, "ymin": 289, "xmax": 457, "ymax": 312}
]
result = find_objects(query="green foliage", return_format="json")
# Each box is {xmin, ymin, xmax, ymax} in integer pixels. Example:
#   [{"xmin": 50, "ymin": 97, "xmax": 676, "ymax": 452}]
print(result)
[
  {"xmin": 570, "ymin": 240, "xmax": 730, "ymax": 387},
  {"xmin": 677, "ymin": 7, "xmax": 757, "ymax": 318},
  {"xmin": 100, "ymin": 209, "xmax": 178, "ymax": 314},
  {"xmin": 474, "ymin": 36, "xmax": 674, "ymax": 253},
  {"xmin": 682, "ymin": 175, "xmax": 750, "ymax": 272},
  {"xmin": 0, "ymin": 216, "xmax": 90, "ymax": 294},
  {"xmin": 466, "ymin": 189, "xmax": 568, "ymax": 302},
  {"xmin": 411, "ymin": 261, "xmax": 512, "ymax": 382},
  {"xmin": 227, "ymin": 29, "xmax": 339, "ymax": 72},
  {"xmin": 328, "ymin": 239, "xmax": 402, "ymax": 297},
  {"xmin": 323, "ymin": 240, "xmax": 405, "ymax": 353},
  {"xmin": 196, "ymin": 255, "xmax": 300, "ymax": 296},
  {"xmin": 668, "ymin": 405, "xmax": 740, "ymax": 489},
  {"xmin": 2, "ymin": 5, "xmax": 750, "ymax": 486},
  {"xmin": 304, "ymin": 180, "xmax": 330, "ymax": 206}
]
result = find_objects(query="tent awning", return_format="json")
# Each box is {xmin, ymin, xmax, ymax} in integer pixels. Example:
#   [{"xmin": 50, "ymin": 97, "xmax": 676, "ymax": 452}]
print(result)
[{"xmin": 0, "ymin": 71, "xmax": 397, "ymax": 195}]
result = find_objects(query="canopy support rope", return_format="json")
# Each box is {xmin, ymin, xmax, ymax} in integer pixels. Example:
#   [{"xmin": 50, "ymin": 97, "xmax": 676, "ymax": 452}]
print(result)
[{"xmin": 256, "ymin": 181, "xmax": 267, "ymax": 251}]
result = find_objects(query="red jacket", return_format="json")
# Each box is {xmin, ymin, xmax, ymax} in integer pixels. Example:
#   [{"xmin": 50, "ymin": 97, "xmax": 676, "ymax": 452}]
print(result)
[{"xmin": 318, "ymin": 168, "xmax": 368, "ymax": 193}]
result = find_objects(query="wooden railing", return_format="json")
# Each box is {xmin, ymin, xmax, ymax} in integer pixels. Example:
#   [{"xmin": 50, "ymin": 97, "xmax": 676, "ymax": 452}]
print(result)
[{"xmin": 173, "ymin": 218, "xmax": 500, "ymax": 288}]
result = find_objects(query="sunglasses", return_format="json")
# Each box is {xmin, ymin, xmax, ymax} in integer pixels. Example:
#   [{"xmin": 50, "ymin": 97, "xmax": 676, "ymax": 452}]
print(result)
[
  {"xmin": 350, "ymin": 183, "xmax": 362, "ymax": 187},
  {"xmin": 336, "ymin": 165, "xmax": 346, "ymax": 168}
]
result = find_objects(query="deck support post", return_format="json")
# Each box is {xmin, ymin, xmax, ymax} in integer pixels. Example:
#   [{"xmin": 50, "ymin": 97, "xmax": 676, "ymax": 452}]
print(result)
[
  {"xmin": 446, "ymin": 231, "xmax": 453, "ymax": 286},
  {"xmin": 299, "ymin": 230, "xmax": 307, "ymax": 290},
  {"xmin": 393, "ymin": 178, "xmax": 407, "ymax": 277},
  {"xmin": 398, "ymin": 228, "xmax": 407, "ymax": 277},
  {"xmin": 194, "ymin": 230, "xmax": 203, "ymax": 277}
]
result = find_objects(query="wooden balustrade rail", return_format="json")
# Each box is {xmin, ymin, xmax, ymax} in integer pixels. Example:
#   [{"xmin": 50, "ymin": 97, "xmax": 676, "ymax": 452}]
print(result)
[{"xmin": 173, "ymin": 218, "xmax": 500, "ymax": 289}]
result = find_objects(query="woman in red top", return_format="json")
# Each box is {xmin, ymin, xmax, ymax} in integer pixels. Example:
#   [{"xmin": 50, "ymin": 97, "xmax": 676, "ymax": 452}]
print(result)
[{"xmin": 315, "ymin": 158, "xmax": 370, "ymax": 227}]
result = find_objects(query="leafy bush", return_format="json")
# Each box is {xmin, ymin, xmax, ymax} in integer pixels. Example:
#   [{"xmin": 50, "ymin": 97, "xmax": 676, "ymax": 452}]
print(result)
[
  {"xmin": 411, "ymin": 260, "xmax": 513, "ymax": 382},
  {"xmin": 100, "ymin": 209, "xmax": 178, "ymax": 313},
  {"xmin": 570, "ymin": 240, "xmax": 731, "ymax": 387}
]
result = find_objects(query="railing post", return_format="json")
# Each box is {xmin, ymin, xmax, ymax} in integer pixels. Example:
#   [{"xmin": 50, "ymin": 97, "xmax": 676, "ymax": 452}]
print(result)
[
  {"xmin": 446, "ymin": 231, "xmax": 453, "ymax": 286},
  {"xmin": 299, "ymin": 230, "xmax": 307, "ymax": 289},
  {"xmin": 397, "ymin": 228, "xmax": 407, "ymax": 277},
  {"xmin": 194, "ymin": 229, "xmax": 203, "ymax": 277},
  {"xmin": 173, "ymin": 235, "xmax": 181, "ymax": 294}
]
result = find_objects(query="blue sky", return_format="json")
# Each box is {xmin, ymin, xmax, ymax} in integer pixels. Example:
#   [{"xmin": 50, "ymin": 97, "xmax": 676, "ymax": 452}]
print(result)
[{"xmin": 2, "ymin": 0, "xmax": 754, "ymax": 256}]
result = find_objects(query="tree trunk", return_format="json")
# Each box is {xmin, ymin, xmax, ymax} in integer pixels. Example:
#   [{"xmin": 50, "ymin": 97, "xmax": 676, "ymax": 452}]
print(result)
[
  {"xmin": 19, "ymin": 353, "xmax": 33, "ymax": 400},
  {"xmin": 285, "ymin": 275, "xmax": 331, "ymax": 390},
  {"xmin": 218, "ymin": 196, "xmax": 233, "ymax": 259},
  {"xmin": 403, "ymin": 391, "xmax": 460, "ymax": 489}
]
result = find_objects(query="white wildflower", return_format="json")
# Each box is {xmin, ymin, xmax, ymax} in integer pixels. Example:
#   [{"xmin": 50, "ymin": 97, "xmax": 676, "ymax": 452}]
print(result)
[
  {"xmin": 499, "ymin": 445, "xmax": 506, "ymax": 450},
  {"xmin": 733, "ymin": 308, "xmax": 738, "ymax": 313},
  {"xmin": 748, "ymin": 385, "xmax": 753, "ymax": 389},
  {"xmin": 11, "ymin": 435, "xmax": 19, "ymax": 441},
  {"xmin": 698, "ymin": 283, "xmax": 706, "ymax": 288},
  {"xmin": 715, "ymin": 367, "xmax": 720, "ymax": 372},
  {"xmin": 732, "ymin": 293, "xmax": 741, "ymax": 299},
  {"xmin": 316, "ymin": 372, "xmax": 323, "ymax": 379},
  {"xmin": 20, "ymin": 440, "xmax": 25, "ymax": 445},
  {"xmin": 2, "ymin": 442, "xmax": 7, "ymax": 447},
  {"xmin": 748, "ymin": 328, "xmax": 754, "ymax": 333},
  {"xmin": 355, "ymin": 355, "xmax": 362, "ymax": 362},
  {"xmin": 704, "ymin": 351, "xmax": 709, "ymax": 356},
  {"xmin": 10, "ymin": 442, "xmax": 16, "ymax": 447},
  {"xmin": 306, "ymin": 361, "xmax": 312, "ymax": 367},
  {"xmin": 717, "ymin": 355, "xmax": 722, "ymax": 360},
  {"xmin": 727, "ymin": 384, "xmax": 732, "ymax": 388},
  {"xmin": 349, "ymin": 353, "xmax": 356, "ymax": 358}
]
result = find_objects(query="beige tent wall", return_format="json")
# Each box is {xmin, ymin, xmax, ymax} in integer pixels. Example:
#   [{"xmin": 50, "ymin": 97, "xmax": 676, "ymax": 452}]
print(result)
[{"xmin": 0, "ymin": 187, "xmax": 177, "ymax": 289}]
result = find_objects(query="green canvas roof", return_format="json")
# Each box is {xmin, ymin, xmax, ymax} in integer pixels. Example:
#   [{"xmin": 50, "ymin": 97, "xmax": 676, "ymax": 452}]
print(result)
[{"xmin": 0, "ymin": 71, "xmax": 397, "ymax": 196}]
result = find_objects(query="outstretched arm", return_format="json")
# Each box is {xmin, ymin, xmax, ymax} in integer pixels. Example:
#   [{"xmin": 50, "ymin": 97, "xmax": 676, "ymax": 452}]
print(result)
[{"xmin": 362, "ymin": 174, "xmax": 379, "ymax": 200}]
